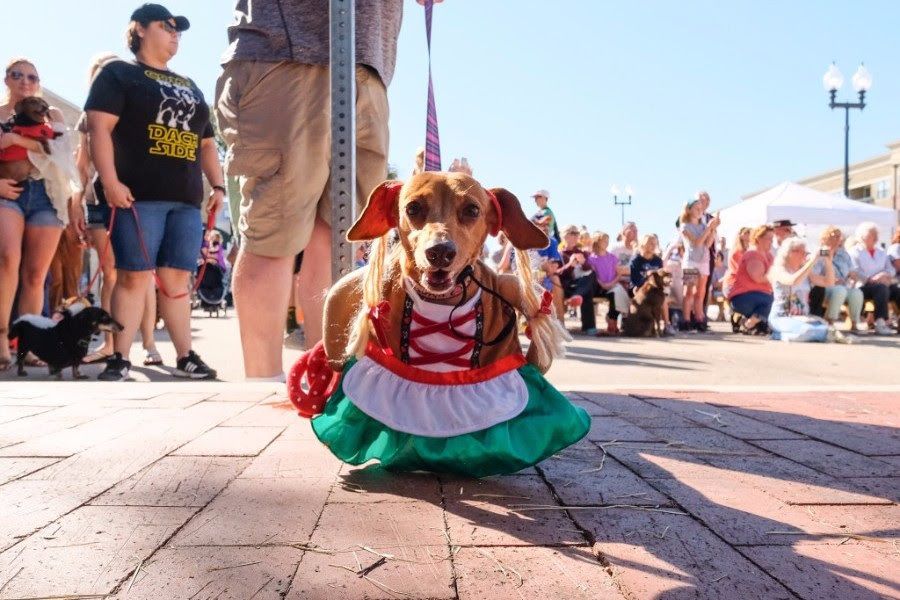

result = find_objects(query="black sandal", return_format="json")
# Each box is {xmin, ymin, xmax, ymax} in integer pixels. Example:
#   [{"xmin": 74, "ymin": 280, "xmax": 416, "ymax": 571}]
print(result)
[
  {"xmin": 730, "ymin": 313, "xmax": 742, "ymax": 333},
  {"xmin": 739, "ymin": 316, "xmax": 760, "ymax": 335}
]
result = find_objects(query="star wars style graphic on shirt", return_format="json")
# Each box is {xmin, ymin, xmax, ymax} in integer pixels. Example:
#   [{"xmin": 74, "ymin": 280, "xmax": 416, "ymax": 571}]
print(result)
[{"xmin": 145, "ymin": 70, "xmax": 200, "ymax": 161}]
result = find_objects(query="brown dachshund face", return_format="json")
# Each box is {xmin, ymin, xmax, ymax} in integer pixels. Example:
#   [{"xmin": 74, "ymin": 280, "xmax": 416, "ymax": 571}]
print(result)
[
  {"xmin": 14, "ymin": 96, "xmax": 50, "ymax": 125},
  {"xmin": 398, "ymin": 172, "xmax": 494, "ymax": 297},
  {"xmin": 349, "ymin": 173, "xmax": 549, "ymax": 299}
]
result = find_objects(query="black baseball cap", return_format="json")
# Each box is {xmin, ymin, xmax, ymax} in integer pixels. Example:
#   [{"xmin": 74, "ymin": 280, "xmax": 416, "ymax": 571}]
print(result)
[
  {"xmin": 770, "ymin": 219, "xmax": 797, "ymax": 228},
  {"xmin": 130, "ymin": 3, "xmax": 190, "ymax": 31}
]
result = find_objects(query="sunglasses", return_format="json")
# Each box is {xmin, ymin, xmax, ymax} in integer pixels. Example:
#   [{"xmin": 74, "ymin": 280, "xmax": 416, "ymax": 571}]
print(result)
[
  {"xmin": 158, "ymin": 20, "xmax": 180, "ymax": 35},
  {"xmin": 7, "ymin": 70, "xmax": 39, "ymax": 84}
]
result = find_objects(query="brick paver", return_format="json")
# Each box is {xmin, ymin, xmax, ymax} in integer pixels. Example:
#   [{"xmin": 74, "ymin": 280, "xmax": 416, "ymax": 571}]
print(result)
[{"xmin": 0, "ymin": 384, "xmax": 897, "ymax": 599}]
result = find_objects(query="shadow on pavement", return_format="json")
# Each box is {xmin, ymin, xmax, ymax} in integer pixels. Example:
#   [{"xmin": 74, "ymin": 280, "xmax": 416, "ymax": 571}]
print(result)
[{"xmin": 336, "ymin": 392, "xmax": 898, "ymax": 598}]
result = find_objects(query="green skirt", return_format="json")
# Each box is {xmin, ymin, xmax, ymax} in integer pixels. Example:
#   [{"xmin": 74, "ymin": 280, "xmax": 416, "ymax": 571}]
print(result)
[{"xmin": 311, "ymin": 361, "xmax": 590, "ymax": 478}]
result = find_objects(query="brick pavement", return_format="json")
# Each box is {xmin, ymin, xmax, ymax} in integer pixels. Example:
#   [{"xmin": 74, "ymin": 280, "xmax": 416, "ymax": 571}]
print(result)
[{"xmin": 0, "ymin": 385, "xmax": 897, "ymax": 599}]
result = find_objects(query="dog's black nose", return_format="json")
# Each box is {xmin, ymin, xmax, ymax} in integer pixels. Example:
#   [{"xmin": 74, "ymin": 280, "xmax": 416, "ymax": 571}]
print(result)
[{"xmin": 424, "ymin": 241, "xmax": 457, "ymax": 268}]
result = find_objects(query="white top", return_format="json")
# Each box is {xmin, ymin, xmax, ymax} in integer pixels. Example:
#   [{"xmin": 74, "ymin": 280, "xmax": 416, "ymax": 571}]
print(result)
[
  {"xmin": 404, "ymin": 278, "xmax": 480, "ymax": 373},
  {"xmin": 848, "ymin": 244, "xmax": 895, "ymax": 281},
  {"xmin": 888, "ymin": 243, "xmax": 900, "ymax": 262},
  {"xmin": 339, "ymin": 279, "xmax": 529, "ymax": 437}
]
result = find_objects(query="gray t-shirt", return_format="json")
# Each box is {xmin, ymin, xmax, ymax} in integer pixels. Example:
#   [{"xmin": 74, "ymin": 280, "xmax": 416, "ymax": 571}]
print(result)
[
  {"xmin": 221, "ymin": 0, "xmax": 403, "ymax": 86},
  {"xmin": 680, "ymin": 222, "xmax": 708, "ymax": 267}
]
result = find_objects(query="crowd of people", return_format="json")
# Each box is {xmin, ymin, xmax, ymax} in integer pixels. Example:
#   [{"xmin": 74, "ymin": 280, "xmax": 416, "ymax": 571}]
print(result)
[
  {"xmin": 1, "ymin": 4, "xmax": 223, "ymax": 379},
  {"xmin": 1, "ymin": 2, "xmax": 899, "ymax": 383},
  {"xmin": 489, "ymin": 189, "xmax": 900, "ymax": 342}
]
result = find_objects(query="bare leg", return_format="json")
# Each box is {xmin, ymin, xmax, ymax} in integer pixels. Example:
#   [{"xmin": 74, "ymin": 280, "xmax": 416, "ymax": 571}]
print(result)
[
  {"xmin": 695, "ymin": 275, "xmax": 709, "ymax": 322},
  {"xmin": 296, "ymin": 217, "xmax": 332, "ymax": 349},
  {"xmin": 111, "ymin": 270, "xmax": 153, "ymax": 360},
  {"xmin": 233, "ymin": 248, "xmax": 293, "ymax": 377},
  {"xmin": 683, "ymin": 285, "xmax": 696, "ymax": 324},
  {"xmin": 140, "ymin": 283, "xmax": 158, "ymax": 352},
  {"xmin": 155, "ymin": 268, "xmax": 192, "ymax": 359},
  {"xmin": 0, "ymin": 210, "xmax": 25, "ymax": 365},
  {"xmin": 89, "ymin": 227, "xmax": 117, "ymax": 353},
  {"xmin": 19, "ymin": 226, "xmax": 63, "ymax": 314}
]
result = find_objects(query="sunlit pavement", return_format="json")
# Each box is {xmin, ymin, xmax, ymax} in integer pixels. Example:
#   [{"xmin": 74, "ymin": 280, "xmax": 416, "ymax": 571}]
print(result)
[{"xmin": 0, "ymin": 312, "xmax": 897, "ymax": 598}]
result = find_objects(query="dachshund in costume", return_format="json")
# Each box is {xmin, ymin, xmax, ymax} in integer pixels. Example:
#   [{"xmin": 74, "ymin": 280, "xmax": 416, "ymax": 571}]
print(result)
[{"xmin": 289, "ymin": 172, "xmax": 590, "ymax": 477}]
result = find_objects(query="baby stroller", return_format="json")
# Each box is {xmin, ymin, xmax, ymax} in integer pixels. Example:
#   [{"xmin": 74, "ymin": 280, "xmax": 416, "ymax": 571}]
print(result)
[{"xmin": 194, "ymin": 231, "xmax": 230, "ymax": 317}]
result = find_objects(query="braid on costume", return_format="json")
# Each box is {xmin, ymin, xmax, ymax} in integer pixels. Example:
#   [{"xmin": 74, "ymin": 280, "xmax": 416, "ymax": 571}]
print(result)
[
  {"xmin": 345, "ymin": 234, "xmax": 389, "ymax": 359},
  {"xmin": 514, "ymin": 248, "xmax": 571, "ymax": 368}
]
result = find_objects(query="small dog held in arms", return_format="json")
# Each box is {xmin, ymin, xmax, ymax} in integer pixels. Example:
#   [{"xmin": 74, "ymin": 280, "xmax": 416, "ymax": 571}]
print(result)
[
  {"xmin": 288, "ymin": 172, "xmax": 591, "ymax": 478},
  {"xmin": 621, "ymin": 269, "xmax": 671, "ymax": 338},
  {"xmin": 10, "ymin": 302, "xmax": 123, "ymax": 379},
  {"xmin": 0, "ymin": 96, "xmax": 61, "ymax": 182}
]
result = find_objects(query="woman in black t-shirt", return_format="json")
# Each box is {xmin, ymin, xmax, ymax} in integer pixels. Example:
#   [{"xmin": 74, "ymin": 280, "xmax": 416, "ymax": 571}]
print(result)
[{"xmin": 85, "ymin": 4, "xmax": 225, "ymax": 381}]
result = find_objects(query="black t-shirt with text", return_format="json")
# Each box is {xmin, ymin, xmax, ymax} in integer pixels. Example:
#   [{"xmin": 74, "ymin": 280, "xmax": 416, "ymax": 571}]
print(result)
[{"xmin": 84, "ymin": 60, "xmax": 213, "ymax": 207}]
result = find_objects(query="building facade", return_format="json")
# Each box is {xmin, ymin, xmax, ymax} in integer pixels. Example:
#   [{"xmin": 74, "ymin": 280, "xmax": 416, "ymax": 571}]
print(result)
[{"xmin": 797, "ymin": 140, "xmax": 900, "ymax": 217}]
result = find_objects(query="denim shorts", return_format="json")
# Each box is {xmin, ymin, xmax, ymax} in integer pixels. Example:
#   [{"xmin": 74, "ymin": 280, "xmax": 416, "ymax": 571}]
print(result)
[
  {"xmin": 0, "ymin": 179, "xmax": 63, "ymax": 227},
  {"xmin": 109, "ymin": 201, "xmax": 202, "ymax": 272},
  {"xmin": 86, "ymin": 203, "xmax": 109, "ymax": 230}
]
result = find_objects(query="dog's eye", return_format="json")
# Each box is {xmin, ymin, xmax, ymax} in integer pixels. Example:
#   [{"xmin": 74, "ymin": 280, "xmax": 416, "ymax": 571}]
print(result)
[
  {"xmin": 462, "ymin": 204, "xmax": 480, "ymax": 219},
  {"xmin": 405, "ymin": 201, "xmax": 423, "ymax": 218}
]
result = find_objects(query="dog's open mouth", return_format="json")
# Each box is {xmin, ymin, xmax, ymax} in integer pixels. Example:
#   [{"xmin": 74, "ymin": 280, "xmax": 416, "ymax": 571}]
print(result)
[
  {"xmin": 424, "ymin": 269, "xmax": 453, "ymax": 291},
  {"xmin": 415, "ymin": 268, "xmax": 463, "ymax": 298}
]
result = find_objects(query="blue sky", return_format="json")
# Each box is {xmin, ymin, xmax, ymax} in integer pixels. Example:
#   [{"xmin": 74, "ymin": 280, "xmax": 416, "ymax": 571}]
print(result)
[{"xmin": 7, "ymin": 1, "xmax": 899, "ymax": 242}]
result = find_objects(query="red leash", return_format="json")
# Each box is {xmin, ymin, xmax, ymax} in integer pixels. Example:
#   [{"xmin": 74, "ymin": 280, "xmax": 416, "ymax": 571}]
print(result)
[{"xmin": 83, "ymin": 205, "xmax": 217, "ymax": 300}]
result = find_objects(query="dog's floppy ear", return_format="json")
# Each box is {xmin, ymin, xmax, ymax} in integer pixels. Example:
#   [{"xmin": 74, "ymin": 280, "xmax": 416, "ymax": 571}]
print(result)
[
  {"xmin": 347, "ymin": 180, "xmax": 402, "ymax": 241},
  {"xmin": 489, "ymin": 188, "xmax": 548, "ymax": 250}
]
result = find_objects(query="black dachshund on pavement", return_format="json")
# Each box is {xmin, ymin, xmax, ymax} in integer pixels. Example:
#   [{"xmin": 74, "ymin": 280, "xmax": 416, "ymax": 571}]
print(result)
[{"xmin": 10, "ymin": 304, "xmax": 123, "ymax": 379}]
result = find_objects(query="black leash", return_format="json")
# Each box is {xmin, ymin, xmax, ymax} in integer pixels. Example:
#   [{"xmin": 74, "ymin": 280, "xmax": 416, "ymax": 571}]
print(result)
[{"xmin": 448, "ymin": 266, "xmax": 517, "ymax": 346}]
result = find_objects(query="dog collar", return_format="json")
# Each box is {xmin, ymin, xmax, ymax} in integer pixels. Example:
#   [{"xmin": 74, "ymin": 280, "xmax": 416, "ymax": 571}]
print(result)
[{"xmin": 405, "ymin": 276, "xmax": 463, "ymax": 301}]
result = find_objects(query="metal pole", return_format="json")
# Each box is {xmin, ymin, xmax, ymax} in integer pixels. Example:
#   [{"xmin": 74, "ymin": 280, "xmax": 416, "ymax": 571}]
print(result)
[
  {"xmin": 843, "ymin": 106, "xmax": 850, "ymax": 198},
  {"xmin": 330, "ymin": 0, "xmax": 356, "ymax": 282}
]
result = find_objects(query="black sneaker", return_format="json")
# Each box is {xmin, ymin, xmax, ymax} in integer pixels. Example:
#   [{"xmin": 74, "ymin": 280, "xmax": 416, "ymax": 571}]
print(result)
[
  {"xmin": 175, "ymin": 351, "xmax": 217, "ymax": 380},
  {"xmin": 98, "ymin": 353, "xmax": 131, "ymax": 381}
]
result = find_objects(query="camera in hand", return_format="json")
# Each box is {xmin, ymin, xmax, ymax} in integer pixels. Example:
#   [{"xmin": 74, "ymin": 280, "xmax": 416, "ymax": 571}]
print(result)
[{"xmin": 819, "ymin": 247, "xmax": 829, "ymax": 257}]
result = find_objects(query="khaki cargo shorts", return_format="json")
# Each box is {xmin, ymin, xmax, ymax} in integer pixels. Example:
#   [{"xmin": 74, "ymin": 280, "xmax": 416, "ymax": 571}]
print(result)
[{"xmin": 215, "ymin": 61, "xmax": 389, "ymax": 257}]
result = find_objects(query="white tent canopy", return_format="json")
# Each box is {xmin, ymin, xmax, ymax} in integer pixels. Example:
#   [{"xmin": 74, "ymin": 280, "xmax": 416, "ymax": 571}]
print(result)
[{"xmin": 718, "ymin": 181, "xmax": 897, "ymax": 247}]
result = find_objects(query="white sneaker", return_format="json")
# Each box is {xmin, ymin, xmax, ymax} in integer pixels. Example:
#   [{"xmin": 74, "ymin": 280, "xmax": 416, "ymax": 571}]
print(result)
[
  {"xmin": 829, "ymin": 327, "xmax": 853, "ymax": 344},
  {"xmin": 874, "ymin": 319, "xmax": 894, "ymax": 336}
]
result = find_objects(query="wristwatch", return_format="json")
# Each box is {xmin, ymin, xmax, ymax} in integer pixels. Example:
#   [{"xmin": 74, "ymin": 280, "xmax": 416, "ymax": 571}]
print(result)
[{"xmin": 211, "ymin": 185, "xmax": 226, "ymax": 194}]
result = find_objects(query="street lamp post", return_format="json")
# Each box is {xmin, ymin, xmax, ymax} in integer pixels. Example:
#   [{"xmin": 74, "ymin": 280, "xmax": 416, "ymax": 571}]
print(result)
[
  {"xmin": 823, "ymin": 62, "xmax": 872, "ymax": 199},
  {"xmin": 611, "ymin": 185, "xmax": 633, "ymax": 226}
]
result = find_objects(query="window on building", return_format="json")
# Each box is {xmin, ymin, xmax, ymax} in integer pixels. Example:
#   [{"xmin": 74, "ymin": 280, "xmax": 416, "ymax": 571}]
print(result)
[
  {"xmin": 849, "ymin": 186, "xmax": 872, "ymax": 203},
  {"xmin": 875, "ymin": 179, "xmax": 890, "ymax": 199}
]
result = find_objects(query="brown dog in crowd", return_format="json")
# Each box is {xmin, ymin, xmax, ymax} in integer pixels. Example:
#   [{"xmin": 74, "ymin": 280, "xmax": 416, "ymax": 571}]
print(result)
[
  {"xmin": 0, "ymin": 96, "xmax": 59, "ymax": 182},
  {"xmin": 322, "ymin": 172, "xmax": 565, "ymax": 374},
  {"xmin": 621, "ymin": 269, "xmax": 671, "ymax": 337}
]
